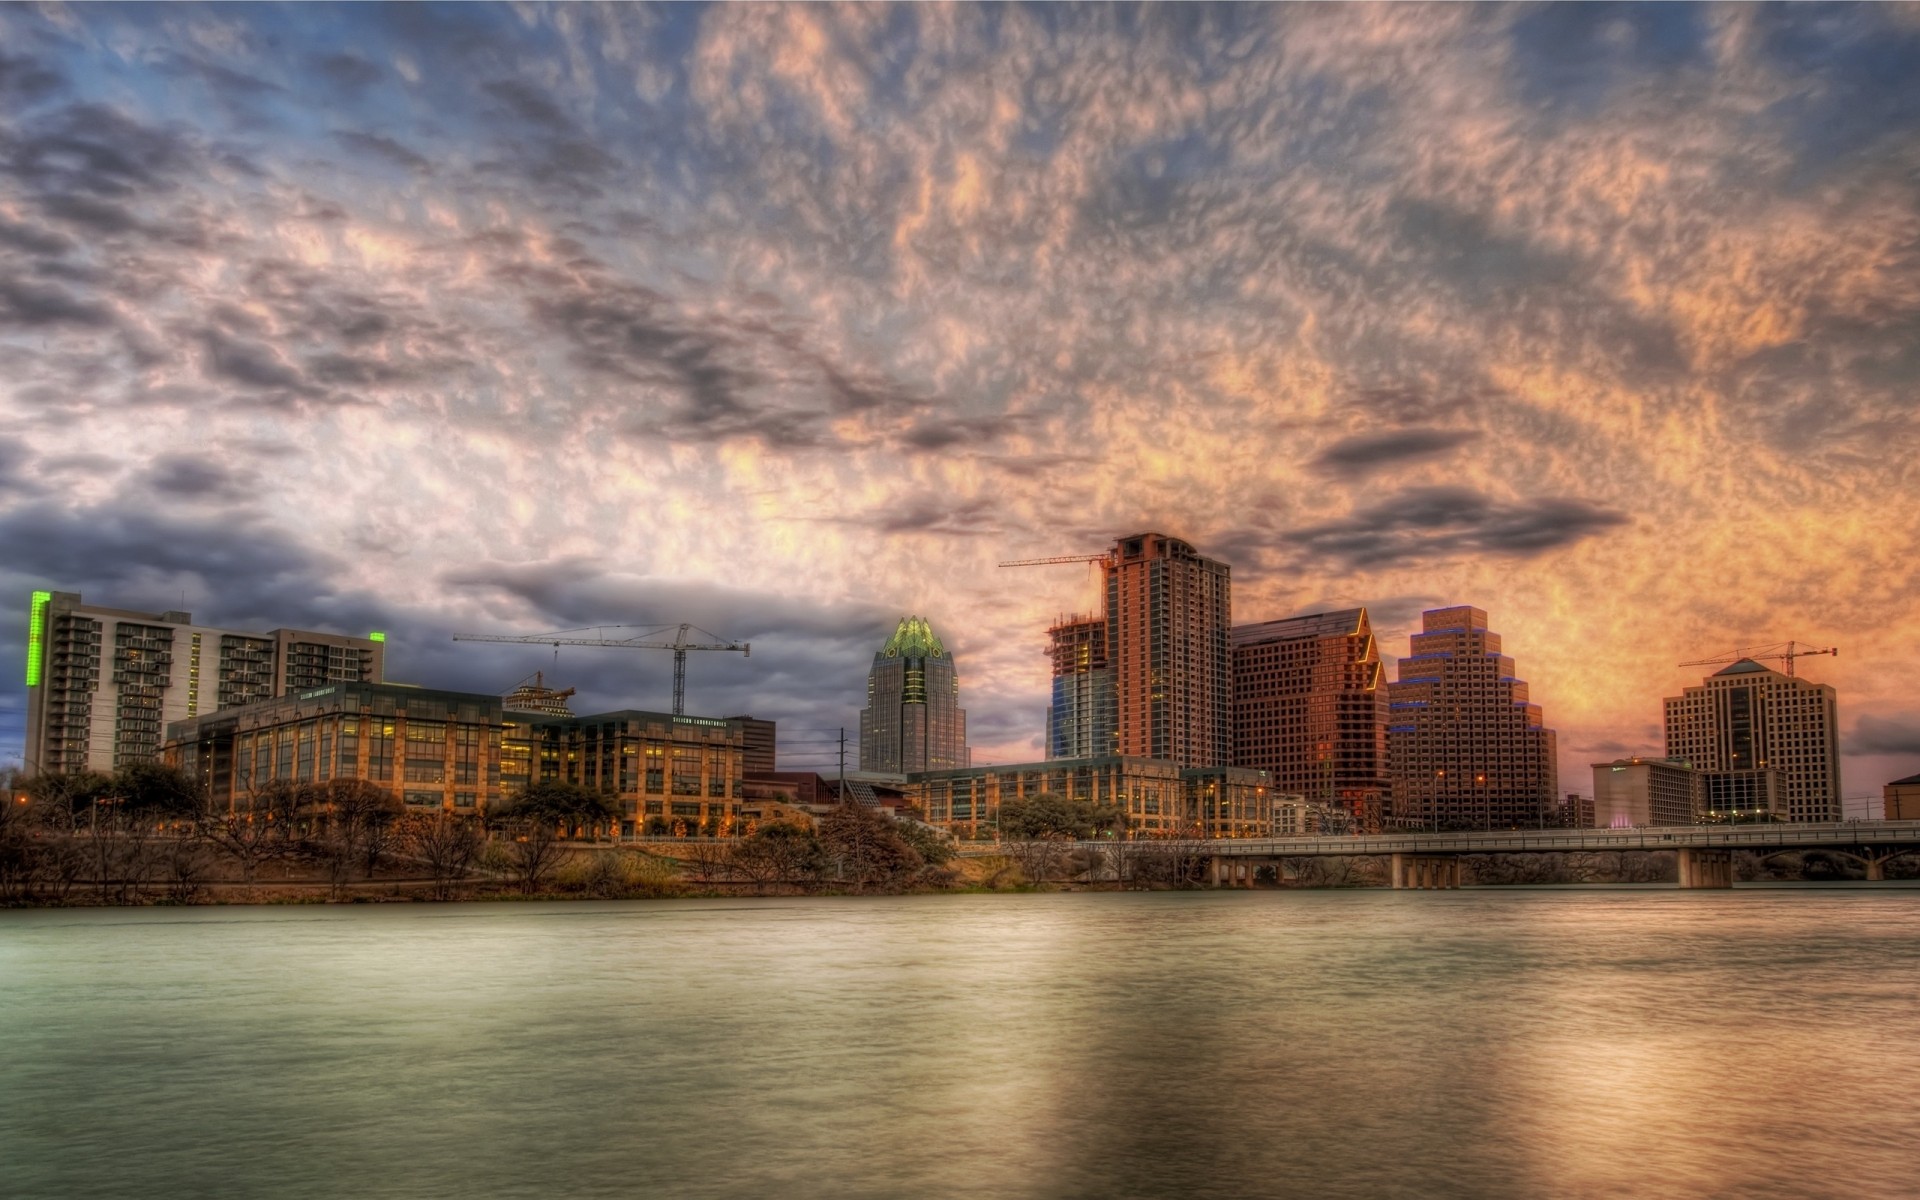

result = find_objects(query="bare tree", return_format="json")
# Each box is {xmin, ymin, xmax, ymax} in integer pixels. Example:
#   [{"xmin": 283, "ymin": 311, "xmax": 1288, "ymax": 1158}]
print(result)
[
  {"xmin": 493, "ymin": 818, "xmax": 566, "ymax": 895},
  {"xmin": 201, "ymin": 780, "xmax": 303, "ymax": 884},
  {"xmin": 682, "ymin": 839, "xmax": 733, "ymax": 887},
  {"xmin": 309, "ymin": 780, "xmax": 404, "ymax": 898},
  {"xmin": 406, "ymin": 812, "xmax": 482, "ymax": 901}
]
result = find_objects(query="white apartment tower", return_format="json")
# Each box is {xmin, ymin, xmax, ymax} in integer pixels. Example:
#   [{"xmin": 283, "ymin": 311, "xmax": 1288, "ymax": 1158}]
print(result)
[
  {"xmin": 24, "ymin": 590, "xmax": 386, "ymax": 776},
  {"xmin": 1663, "ymin": 659, "xmax": 1840, "ymax": 823}
]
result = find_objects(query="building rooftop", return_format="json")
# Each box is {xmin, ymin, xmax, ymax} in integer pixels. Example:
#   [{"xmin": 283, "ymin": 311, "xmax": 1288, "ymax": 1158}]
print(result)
[
  {"xmin": 1231, "ymin": 608, "xmax": 1366, "ymax": 646},
  {"xmin": 881, "ymin": 615, "xmax": 947, "ymax": 659},
  {"xmin": 1713, "ymin": 659, "xmax": 1772, "ymax": 676},
  {"xmin": 1890, "ymin": 774, "xmax": 1920, "ymax": 787}
]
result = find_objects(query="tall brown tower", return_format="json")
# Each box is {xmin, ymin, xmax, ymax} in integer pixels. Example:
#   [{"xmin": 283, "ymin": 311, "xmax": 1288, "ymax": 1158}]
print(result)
[
  {"xmin": 1386, "ymin": 606, "xmax": 1557, "ymax": 829},
  {"xmin": 1104, "ymin": 533, "xmax": 1231, "ymax": 768},
  {"xmin": 1231, "ymin": 608, "xmax": 1389, "ymax": 831}
]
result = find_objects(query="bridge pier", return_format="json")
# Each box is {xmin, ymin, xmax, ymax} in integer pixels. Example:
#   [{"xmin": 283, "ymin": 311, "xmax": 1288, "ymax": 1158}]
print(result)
[
  {"xmin": 1676, "ymin": 847, "xmax": 1734, "ymax": 889},
  {"xmin": 1391, "ymin": 853, "xmax": 1460, "ymax": 890}
]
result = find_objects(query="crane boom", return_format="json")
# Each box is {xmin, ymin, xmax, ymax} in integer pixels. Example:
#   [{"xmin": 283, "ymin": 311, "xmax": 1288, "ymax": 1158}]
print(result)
[
  {"xmin": 998, "ymin": 553, "xmax": 1114, "ymax": 568},
  {"xmin": 452, "ymin": 623, "xmax": 749, "ymax": 714},
  {"xmin": 1679, "ymin": 640, "xmax": 1838, "ymax": 678}
]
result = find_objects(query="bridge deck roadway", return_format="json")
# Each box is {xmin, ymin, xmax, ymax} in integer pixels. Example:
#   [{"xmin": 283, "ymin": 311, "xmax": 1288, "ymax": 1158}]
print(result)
[{"xmin": 957, "ymin": 820, "xmax": 1920, "ymax": 859}]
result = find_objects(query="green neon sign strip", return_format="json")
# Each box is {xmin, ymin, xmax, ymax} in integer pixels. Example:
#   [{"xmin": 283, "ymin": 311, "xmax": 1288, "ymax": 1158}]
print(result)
[
  {"xmin": 27, "ymin": 590, "xmax": 49, "ymax": 687},
  {"xmin": 369, "ymin": 631, "xmax": 386, "ymax": 643}
]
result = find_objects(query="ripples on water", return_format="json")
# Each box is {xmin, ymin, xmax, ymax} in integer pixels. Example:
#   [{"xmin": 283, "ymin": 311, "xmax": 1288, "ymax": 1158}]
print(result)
[{"xmin": 3, "ymin": 890, "xmax": 1916, "ymax": 1199}]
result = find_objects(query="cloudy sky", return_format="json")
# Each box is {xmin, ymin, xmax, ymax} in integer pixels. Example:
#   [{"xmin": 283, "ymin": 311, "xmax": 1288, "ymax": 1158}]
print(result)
[{"xmin": 4, "ymin": 2, "xmax": 1919, "ymax": 803}]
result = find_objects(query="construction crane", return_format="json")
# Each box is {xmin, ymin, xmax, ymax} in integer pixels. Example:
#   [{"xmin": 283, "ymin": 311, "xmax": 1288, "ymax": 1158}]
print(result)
[
  {"xmin": 1680, "ymin": 640, "xmax": 1838, "ymax": 678},
  {"xmin": 998, "ymin": 553, "xmax": 1115, "ymax": 569},
  {"xmin": 452, "ymin": 624, "xmax": 749, "ymax": 715}
]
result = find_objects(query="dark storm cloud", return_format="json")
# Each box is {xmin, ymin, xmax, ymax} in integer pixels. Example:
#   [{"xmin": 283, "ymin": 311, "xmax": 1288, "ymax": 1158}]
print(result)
[
  {"xmin": 1313, "ymin": 428, "xmax": 1483, "ymax": 477},
  {"xmin": 1849, "ymin": 714, "xmax": 1920, "ymax": 757},
  {"xmin": 311, "ymin": 52, "xmax": 384, "ymax": 94},
  {"xmin": 1286, "ymin": 486, "xmax": 1630, "ymax": 569},
  {"xmin": 333, "ymin": 130, "xmax": 432, "ymax": 172},
  {"xmin": 0, "ymin": 216, "xmax": 76, "ymax": 255},
  {"xmin": 0, "ymin": 502, "xmax": 329, "ymax": 619},
  {"xmin": 0, "ymin": 276, "xmax": 114, "ymax": 329},
  {"xmin": 196, "ymin": 327, "xmax": 314, "ymax": 396},
  {"xmin": 3, "ymin": 102, "xmax": 195, "ymax": 199},
  {"xmin": 482, "ymin": 79, "xmax": 578, "ymax": 134},
  {"xmin": 898, "ymin": 414, "xmax": 1026, "ymax": 451},
  {"xmin": 0, "ymin": 436, "xmax": 30, "ymax": 492},
  {"xmin": 140, "ymin": 456, "xmax": 253, "ymax": 502},
  {"xmin": 0, "ymin": 51, "xmax": 65, "ymax": 106}
]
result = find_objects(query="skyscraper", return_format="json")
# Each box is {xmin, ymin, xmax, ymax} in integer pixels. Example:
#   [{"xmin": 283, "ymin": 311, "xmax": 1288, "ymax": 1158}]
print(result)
[
  {"xmin": 1386, "ymin": 606, "xmax": 1558, "ymax": 829},
  {"xmin": 1046, "ymin": 614, "xmax": 1113, "ymax": 759},
  {"xmin": 1231, "ymin": 608, "xmax": 1389, "ymax": 831},
  {"xmin": 1664, "ymin": 659, "xmax": 1840, "ymax": 822},
  {"xmin": 1105, "ymin": 532, "xmax": 1232, "ymax": 768},
  {"xmin": 859, "ymin": 615, "xmax": 969, "ymax": 774},
  {"xmin": 26, "ymin": 590, "xmax": 385, "ymax": 777}
]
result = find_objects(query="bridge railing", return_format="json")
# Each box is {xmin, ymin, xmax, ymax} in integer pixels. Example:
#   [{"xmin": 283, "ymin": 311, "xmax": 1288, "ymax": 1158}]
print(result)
[{"xmin": 1001, "ymin": 820, "xmax": 1920, "ymax": 858}]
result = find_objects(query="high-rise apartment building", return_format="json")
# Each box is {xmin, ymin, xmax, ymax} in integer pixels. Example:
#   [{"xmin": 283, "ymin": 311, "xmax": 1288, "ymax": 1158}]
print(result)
[
  {"xmin": 859, "ymin": 616, "xmax": 969, "ymax": 774},
  {"xmin": 1046, "ymin": 614, "xmax": 1114, "ymax": 760},
  {"xmin": 1664, "ymin": 659, "xmax": 1840, "ymax": 822},
  {"xmin": 1104, "ymin": 532, "xmax": 1231, "ymax": 768},
  {"xmin": 1386, "ymin": 606, "xmax": 1558, "ymax": 829},
  {"xmin": 1231, "ymin": 608, "xmax": 1389, "ymax": 831},
  {"xmin": 26, "ymin": 590, "xmax": 385, "ymax": 777}
]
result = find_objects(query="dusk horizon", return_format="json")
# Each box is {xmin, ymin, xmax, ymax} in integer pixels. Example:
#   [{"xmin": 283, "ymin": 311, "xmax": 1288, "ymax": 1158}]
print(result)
[{"xmin": 5, "ymin": 3, "xmax": 1920, "ymax": 802}]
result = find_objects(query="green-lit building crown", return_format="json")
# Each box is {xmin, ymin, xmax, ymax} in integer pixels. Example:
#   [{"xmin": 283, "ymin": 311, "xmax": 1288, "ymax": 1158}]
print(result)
[{"xmin": 881, "ymin": 615, "xmax": 947, "ymax": 659}]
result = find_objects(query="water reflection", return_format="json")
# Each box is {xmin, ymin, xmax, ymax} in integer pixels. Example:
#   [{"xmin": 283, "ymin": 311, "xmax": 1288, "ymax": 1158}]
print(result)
[{"xmin": 2, "ymin": 891, "xmax": 1916, "ymax": 1199}]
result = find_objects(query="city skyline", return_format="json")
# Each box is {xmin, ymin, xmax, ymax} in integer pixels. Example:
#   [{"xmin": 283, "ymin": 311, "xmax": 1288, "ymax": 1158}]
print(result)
[{"xmin": 3, "ymin": 5, "xmax": 1920, "ymax": 807}]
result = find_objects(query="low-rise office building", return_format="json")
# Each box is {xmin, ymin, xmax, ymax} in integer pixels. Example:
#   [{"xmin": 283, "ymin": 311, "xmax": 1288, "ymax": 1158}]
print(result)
[
  {"xmin": 166, "ymin": 681, "xmax": 503, "ymax": 813},
  {"xmin": 1883, "ymin": 774, "xmax": 1920, "ymax": 821},
  {"xmin": 908, "ymin": 757, "xmax": 1272, "ymax": 838},
  {"xmin": 511, "ymin": 710, "xmax": 748, "ymax": 837}
]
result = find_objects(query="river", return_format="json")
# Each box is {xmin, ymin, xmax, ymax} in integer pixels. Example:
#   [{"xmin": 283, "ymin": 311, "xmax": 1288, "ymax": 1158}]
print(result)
[{"xmin": 2, "ymin": 889, "xmax": 1915, "ymax": 1199}]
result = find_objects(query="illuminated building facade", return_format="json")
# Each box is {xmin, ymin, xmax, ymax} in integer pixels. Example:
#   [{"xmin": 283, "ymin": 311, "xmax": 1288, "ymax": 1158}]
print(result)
[
  {"xmin": 1592, "ymin": 757, "xmax": 1698, "ymax": 827},
  {"xmin": 1105, "ymin": 532, "xmax": 1232, "ymax": 768},
  {"xmin": 1386, "ymin": 606, "xmax": 1558, "ymax": 829},
  {"xmin": 1046, "ymin": 614, "xmax": 1114, "ymax": 759},
  {"xmin": 1230, "ymin": 608, "xmax": 1390, "ymax": 831},
  {"xmin": 507, "ymin": 710, "xmax": 748, "ymax": 837},
  {"xmin": 1664, "ymin": 660, "xmax": 1840, "ymax": 822},
  {"xmin": 166, "ymin": 682, "xmax": 500, "ymax": 814},
  {"xmin": 27, "ymin": 590, "xmax": 385, "ymax": 777},
  {"xmin": 860, "ymin": 616, "xmax": 969, "ymax": 774}
]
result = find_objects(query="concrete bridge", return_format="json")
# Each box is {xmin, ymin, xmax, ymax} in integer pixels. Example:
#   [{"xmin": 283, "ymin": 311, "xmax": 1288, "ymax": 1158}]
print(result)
[{"xmin": 960, "ymin": 820, "xmax": 1920, "ymax": 889}]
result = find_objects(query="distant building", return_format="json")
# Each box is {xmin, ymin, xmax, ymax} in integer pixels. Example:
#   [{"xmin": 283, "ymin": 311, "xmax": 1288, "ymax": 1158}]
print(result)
[
  {"xmin": 1664, "ymin": 659, "xmax": 1840, "ymax": 822},
  {"xmin": 1106, "ymin": 533, "xmax": 1232, "ymax": 768},
  {"xmin": 730, "ymin": 716, "xmax": 777, "ymax": 775},
  {"xmin": 1557, "ymin": 793, "xmax": 1597, "ymax": 830},
  {"xmin": 1592, "ymin": 758, "xmax": 1697, "ymax": 828},
  {"xmin": 1386, "ymin": 606, "xmax": 1558, "ymax": 829},
  {"xmin": 1182, "ymin": 766, "xmax": 1274, "ymax": 839},
  {"xmin": 1046, "ymin": 614, "xmax": 1114, "ymax": 760},
  {"xmin": 909, "ymin": 756, "xmax": 1183, "ymax": 838},
  {"xmin": 859, "ymin": 616, "xmax": 969, "ymax": 774},
  {"xmin": 908, "ymin": 756, "xmax": 1271, "ymax": 839},
  {"xmin": 1885, "ymin": 774, "xmax": 1920, "ymax": 821},
  {"xmin": 503, "ymin": 672, "xmax": 575, "ymax": 717},
  {"xmin": 166, "ymin": 681, "xmax": 501, "ymax": 815},
  {"xmin": 1271, "ymin": 794, "xmax": 1342, "ymax": 837},
  {"xmin": 28, "ymin": 589, "xmax": 385, "ymax": 777},
  {"xmin": 1231, "ymin": 607, "xmax": 1389, "ymax": 831}
]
